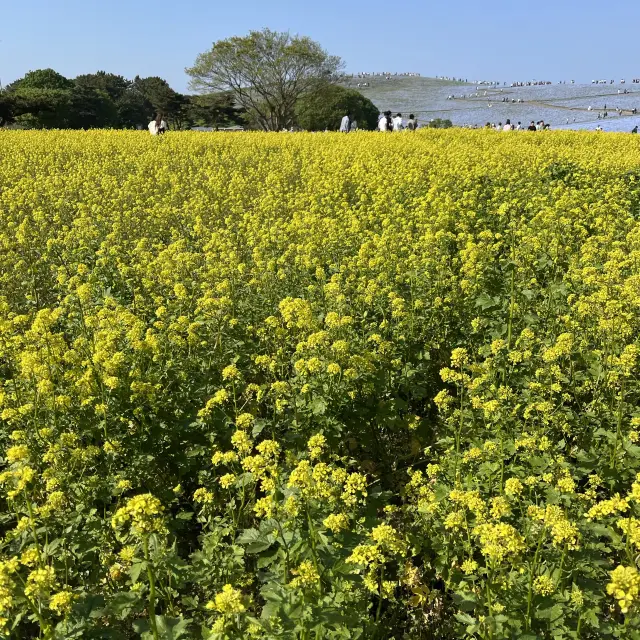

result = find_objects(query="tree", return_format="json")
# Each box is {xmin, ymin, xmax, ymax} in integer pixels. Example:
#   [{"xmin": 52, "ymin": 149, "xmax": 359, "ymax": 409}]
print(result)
[
  {"xmin": 427, "ymin": 118, "xmax": 453, "ymax": 129},
  {"xmin": 296, "ymin": 84, "xmax": 379, "ymax": 131},
  {"xmin": 0, "ymin": 93, "xmax": 14, "ymax": 126},
  {"xmin": 66, "ymin": 86, "xmax": 118, "ymax": 128},
  {"xmin": 7, "ymin": 68, "xmax": 74, "ymax": 91},
  {"xmin": 186, "ymin": 29, "xmax": 343, "ymax": 131},
  {"xmin": 187, "ymin": 92, "xmax": 245, "ymax": 128},
  {"xmin": 75, "ymin": 71, "xmax": 130, "ymax": 101},
  {"xmin": 10, "ymin": 88, "xmax": 72, "ymax": 128},
  {"xmin": 133, "ymin": 76, "xmax": 181, "ymax": 121},
  {"xmin": 115, "ymin": 89, "xmax": 152, "ymax": 129}
]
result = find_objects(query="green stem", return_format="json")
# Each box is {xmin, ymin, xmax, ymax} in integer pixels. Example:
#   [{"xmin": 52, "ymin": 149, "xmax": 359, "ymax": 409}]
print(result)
[
  {"xmin": 486, "ymin": 568, "xmax": 494, "ymax": 640},
  {"xmin": 375, "ymin": 565, "xmax": 385, "ymax": 623},
  {"xmin": 143, "ymin": 537, "xmax": 160, "ymax": 640},
  {"xmin": 611, "ymin": 381, "xmax": 625, "ymax": 470},
  {"xmin": 23, "ymin": 490, "xmax": 43, "ymax": 568},
  {"xmin": 525, "ymin": 529, "xmax": 546, "ymax": 631},
  {"xmin": 305, "ymin": 505, "xmax": 322, "ymax": 594},
  {"xmin": 14, "ymin": 571, "xmax": 52, "ymax": 637}
]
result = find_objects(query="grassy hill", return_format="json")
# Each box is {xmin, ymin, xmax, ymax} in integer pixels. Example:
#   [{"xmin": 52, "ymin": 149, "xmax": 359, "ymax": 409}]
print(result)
[
  {"xmin": 341, "ymin": 75, "xmax": 465, "ymax": 102},
  {"xmin": 340, "ymin": 75, "xmax": 468, "ymax": 117}
]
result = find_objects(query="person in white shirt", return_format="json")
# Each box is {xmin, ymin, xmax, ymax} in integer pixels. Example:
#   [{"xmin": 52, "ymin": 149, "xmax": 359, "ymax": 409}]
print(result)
[
  {"xmin": 503, "ymin": 119, "xmax": 513, "ymax": 131},
  {"xmin": 378, "ymin": 114, "xmax": 388, "ymax": 132},
  {"xmin": 392, "ymin": 113, "xmax": 403, "ymax": 131},
  {"xmin": 340, "ymin": 114, "xmax": 351, "ymax": 133},
  {"xmin": 148, "ymin": 114, "xmax": 167, "ymax": 135}
]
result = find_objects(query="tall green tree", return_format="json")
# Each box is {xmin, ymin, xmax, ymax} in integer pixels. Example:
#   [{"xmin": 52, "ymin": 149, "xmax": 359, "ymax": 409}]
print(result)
[
  {"xmin": 296, "ymin": 84, "xmax": 379, "ymax": 131},
  {"xmin": 188, "ymin": 93, "xmax": 245, "ymax": 128},
  {"xmin": 75, "ymin": 71, "xmax": 130, "ymax": 101},
  {"xmin": 186, "ymin": 29, "xmax": 343, "ymax": 131},
  {"xmin": 10, "ymin": 88, "xmax": 72, "ymax": 128},
  {"xmin": 7, "ymin": 68, "xmax": 74, "ymax": 91},
  {"xmin": 133, "ymin": 76, "xmax": 181, "ymax": 120},
  {"xmin": 66, "ymin": 86, "xmax": 118, "ymax": 128},
  {"xmin": 0, "ymin": 93, "xmax": 13, "ymax": 126},
  {"xmin": 115, "ymin": 89, "xmax": 152, "ymax": 129}
]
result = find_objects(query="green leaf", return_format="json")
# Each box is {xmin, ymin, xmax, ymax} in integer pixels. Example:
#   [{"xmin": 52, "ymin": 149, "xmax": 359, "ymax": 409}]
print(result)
[
  {"xmin": 129, "ymin": 561, "xmax": 147, "ymax": 584},
  {"xmin": 156, "ymin": 616, "xmax": 192, "ymax": 639},
  {"xmin": 309, "ymin": 397, "xmax": 327, "ymax": 415},
  {"xmin": 455, "ymin": 612, "xmax": 476, "ymax": 625},
  {"xmin": 252, "ymin": 419, "xmax": 267, "ymax": 437},
  {"xmin": 237, "ymin": 528, "xmax": 273, "ymax": 553},
  {"xmin": 453, "ymin": 591, "xmax": 477, "ymax": 612},
  {"xmin": 105, "ymin": 591, "xmax": 140, "ymax": 619}
]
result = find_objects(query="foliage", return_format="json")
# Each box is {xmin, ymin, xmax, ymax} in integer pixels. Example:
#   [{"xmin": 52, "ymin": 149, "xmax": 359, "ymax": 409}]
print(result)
[
  {"xmin": 0, "ymin": 129, "xmax": 640, "ymax": 639},
  {"xmin": 6, "ymin": 68, "xmax": 74, "ymax": 91},
  {"xmin": 295, "ymin": 84, "xmax": 379, "ymax": 131},
  {"xmin": 427, "ymin": 118, "xmax": 453, "ymax": 129},
  {"xmin": 75, "ymin": 71, "xmax": 131, "ymax": 101},
  {"xmin": 2, "ymin": 69, "xmax": 188, "ymax": 130},
  {"xmin": 188, "ymin": 93, "xmax": 245, "ymax": 129},
  {"xmin": 186, "ymin": 29, "xmax": 343, "ymax": 131},
  {"xmin": 115, "ymin": 89, "xmax": 154, "ymax": 130},
  {"xmin": 8, "ymin": 86, "xmax": 118, "ymax": 129},
  {"xmin": 132, "ymin": 76, "xmax": 183, "ymax": 121}
]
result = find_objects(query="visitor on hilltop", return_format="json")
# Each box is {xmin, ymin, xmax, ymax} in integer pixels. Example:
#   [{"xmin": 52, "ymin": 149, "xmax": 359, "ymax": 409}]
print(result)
[
  {"xmin": 340, "ymin": 113, "xmax": 351, "ymax": 133},
  {"xmin": 632, "ymin": 126, "xmax": 638, "ymax": 134},
  {"xmin": 393, "ymin": 113, "xmax": 404, "ymax": 131},
  {"xmin": 503, "ymin": 119, "xmax": 513, "ymax": 131},
  {"xmin": 527, "ymin": 121, "xmax": 537, "ymax": 131},
  {"xmin": 516, "ymin": 121, "xmax": 522, "ymax": 130},
  {"xmin": 406, "ymin": 114, "xmax": 417, "ymax": 131},
  {"xmin": 351, "ymin": 118, "xmax": 358, "ymax": 131},
  {"xmin": 148, "ymin": 113, "xmax": 167, "ymax": 135},
  {"xmin": 378, "ymin": 112, "xmax": 389, "ymax": 132}
]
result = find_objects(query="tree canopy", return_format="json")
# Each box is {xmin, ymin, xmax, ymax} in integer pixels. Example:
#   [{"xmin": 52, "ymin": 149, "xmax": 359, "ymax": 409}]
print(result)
[
  {"xmin": 1, "ymin": 68, "xmax": 246, "ymax": 130},
  {"xmin": 296, "ymin": 84, "xmax": 379, "ymax": 131},
  {"xmin": 7, "ymin": 68, "xmax": 74, "ymax": 91},
  {"xmin": 186, "ymin": 29, "xmax": 343, "ymax": 131},
  {"xmin": 75, "ymin": 71, "xmax": 130, "ymax": 101}
]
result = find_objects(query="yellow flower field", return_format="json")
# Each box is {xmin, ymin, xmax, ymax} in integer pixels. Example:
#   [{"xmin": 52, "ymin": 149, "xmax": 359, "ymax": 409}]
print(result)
[{"xmin": 1, "ymin": 129, "xmax": 640, "ymax": 638}]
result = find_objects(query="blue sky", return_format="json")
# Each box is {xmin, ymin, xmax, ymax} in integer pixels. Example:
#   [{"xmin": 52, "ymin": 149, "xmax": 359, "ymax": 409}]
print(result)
[{"xmin": 3, "ymin": 0, "xmax": 639, "ymax": 93}]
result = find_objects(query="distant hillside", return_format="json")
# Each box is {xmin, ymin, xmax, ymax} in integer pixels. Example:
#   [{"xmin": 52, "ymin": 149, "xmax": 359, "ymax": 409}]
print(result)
[
  {"xmin": 339, "ymin": 75, "xmax": 469, "ymax": 116},
  {"xmin": 341, "ymin": 75, "xmax": 465, "ymax": 100}
]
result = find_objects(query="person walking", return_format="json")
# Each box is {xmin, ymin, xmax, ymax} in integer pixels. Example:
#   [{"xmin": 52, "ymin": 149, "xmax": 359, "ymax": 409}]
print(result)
[
  {"xmin": 406, "ymin": 114, "xmax": 417, "ymax": 131},
  {"xmin": 392, "ymin": 113, "xmax": 404, "ymax": 131},
  {"xmin": 378, "ymin": 113, "xmax": 389, "ymax": 132},
  {"xmin": 340, "ymin": 113, "xmax": 351, "ymax": 133},
  {"xmin": 632, "ymin": 126, "xmax": 638, "ymax": 134},
  {"xmin": 148, "ymin": 113, "xmax": 167, "ymax": 135},
  {"xmin": 503, "ymin": 119, "xmax": 512, "ymax": 131},
  {"xmin": 527, "ymin": 121, "xmax": 537, "ymax": 131}
]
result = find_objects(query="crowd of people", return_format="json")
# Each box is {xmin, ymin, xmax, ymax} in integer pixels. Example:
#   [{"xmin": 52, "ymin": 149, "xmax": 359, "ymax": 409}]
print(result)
[
  {"xmin": 376, "ymin": 112, "xmax": 418, "ymax": 132},
  {"xmin": 337, "ymin": 112, "xmax": 420, "ymax": 133},
  {"xmin": 484, "ymin": 119, "xmax": 551, "ymax": 131}
]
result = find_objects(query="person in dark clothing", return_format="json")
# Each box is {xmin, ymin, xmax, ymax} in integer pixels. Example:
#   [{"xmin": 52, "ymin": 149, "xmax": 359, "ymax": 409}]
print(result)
[
  {"xmin": 632, "ymin": 126, "xmax": 638, "ymax": 134},
  {"xmin": 527, "ymin": 121, "xmax": 537, "ymax": 131}
]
